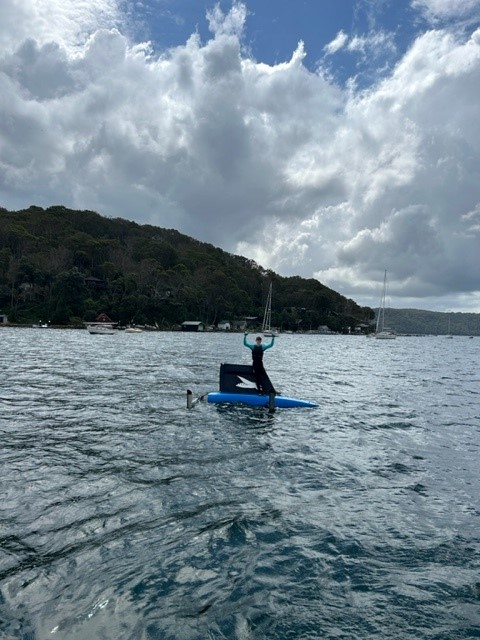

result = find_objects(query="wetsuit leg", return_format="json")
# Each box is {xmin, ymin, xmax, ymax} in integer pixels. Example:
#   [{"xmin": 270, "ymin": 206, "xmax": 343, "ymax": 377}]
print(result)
[
  {"xmin": 253, "ymin": 363, "xmax": 264, "ymax": 393},
  {"xmin": 260, "ymin": 370, "xmax": 275, "ymax": 394}
]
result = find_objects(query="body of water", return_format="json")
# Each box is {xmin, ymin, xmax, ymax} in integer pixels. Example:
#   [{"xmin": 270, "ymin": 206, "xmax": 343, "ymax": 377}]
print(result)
[{"xmin": 1, "ymin": 328, "xmax": 479, "ymax": 639}]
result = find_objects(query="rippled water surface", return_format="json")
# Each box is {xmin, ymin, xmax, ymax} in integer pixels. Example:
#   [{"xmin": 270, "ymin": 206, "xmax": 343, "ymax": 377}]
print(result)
[{"xmin": 1, "ymin": 328, "xmax": 479, "ymax": 639}]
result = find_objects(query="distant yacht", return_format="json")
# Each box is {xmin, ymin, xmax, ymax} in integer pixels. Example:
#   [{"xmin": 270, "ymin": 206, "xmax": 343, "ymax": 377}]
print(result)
[
  {"xmin": 375, "ymin": 270, "xmax": 396, "ymax": 340},
  {"xmin": 446, "ymin": 314, "xmax": 453, "ymax": 338},
  {"xmin": 262, "ymin": 282, "xmax": 279, "ymax": 337}
]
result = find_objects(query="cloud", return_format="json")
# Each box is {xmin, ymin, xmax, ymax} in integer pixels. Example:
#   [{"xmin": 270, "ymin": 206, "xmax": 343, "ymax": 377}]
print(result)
[
  {"xmin": 240, "ymin": 27, "xmax": 480, "ymax": 310},
  {"xmin": 324, "ymin": 31, "xmax": 348, "ymax": 55},
  {"xmin": 0, "ymin": 1, "xmax": 479, "ymax": 311},
  {"xmin": 412, "ymin": 0, "xmax": 480, "ymax": 22},
  {"xmin": 346, "ymin": 31, "xmax": 396, "ymax": 58},
  {"xmin": 206, "ymin": 2, "xmax": 247, "ymax": 37},
  {"xmin": 323, "ymin": 29, "xmax": 396, "ymax": 66},
  {"xmin": 0, "ymin": 0, "xmax": 122, "ymax": 54}
]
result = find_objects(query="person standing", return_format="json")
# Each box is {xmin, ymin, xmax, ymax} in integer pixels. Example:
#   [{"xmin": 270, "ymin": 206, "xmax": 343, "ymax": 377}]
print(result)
[{"xmin": 243, "ymin": 333, "xmax": 275, "ymax": 394}]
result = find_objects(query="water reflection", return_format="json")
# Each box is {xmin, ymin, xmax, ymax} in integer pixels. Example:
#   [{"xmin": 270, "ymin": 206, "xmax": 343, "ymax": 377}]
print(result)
[{"xmin": 0, "ymin": 329, "xmax": 479, "ymax": 639}]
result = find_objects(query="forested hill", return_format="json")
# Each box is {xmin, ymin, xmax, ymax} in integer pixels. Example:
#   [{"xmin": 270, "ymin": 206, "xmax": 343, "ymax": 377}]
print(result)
[
  {"xmin": 382, "ymin": 308, "xmax": 480, "ymax": 336},
  {"xmin": 0, "ymin": 205, "xmax": 374, "ymax": 330}
]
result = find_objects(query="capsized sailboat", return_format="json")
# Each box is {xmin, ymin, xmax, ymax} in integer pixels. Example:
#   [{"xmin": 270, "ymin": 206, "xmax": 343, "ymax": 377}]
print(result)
[
  {"xmin": 375, "ymin": 270, "xmax": 396, "ymax": 339},
  {"xmin": 206, "ymin": 364, "xmax": 318, "ymax": 408}
]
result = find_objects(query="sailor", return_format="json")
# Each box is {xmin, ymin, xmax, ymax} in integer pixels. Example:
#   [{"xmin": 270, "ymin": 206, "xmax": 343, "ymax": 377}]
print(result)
[{"xmin": 243, "ymin": 333, "xmax": 275, "ymax": 394}]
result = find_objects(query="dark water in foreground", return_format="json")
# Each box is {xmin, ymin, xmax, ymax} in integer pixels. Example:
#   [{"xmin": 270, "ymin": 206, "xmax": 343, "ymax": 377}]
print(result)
[{"xmin": 0, "ymin": 328, "xmax": 479, "ymax": 639}]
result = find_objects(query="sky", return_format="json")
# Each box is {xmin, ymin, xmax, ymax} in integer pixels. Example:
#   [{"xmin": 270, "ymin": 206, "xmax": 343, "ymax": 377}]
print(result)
[{"xmin": 0, "ymin": 0, "xmax": 480, "ymax": 312}]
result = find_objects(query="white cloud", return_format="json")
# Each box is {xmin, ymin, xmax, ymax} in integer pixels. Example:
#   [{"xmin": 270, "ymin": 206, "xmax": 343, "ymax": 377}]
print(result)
[
  {"xmin": 324, "ymin": 30, "xmax": 348, "ymax": 55},
  {"xmin": 0, "ymin": 2, "xmax": 480, "ymax": 311},
  {"xmin": 347, "ymin": 31, "xmax": 396, "ymax": 58},
  {"xmin": 412, "ymin": 0, "xmax": 480, "ymax": 22},
  {"xmin": 323, "ymin": 29, "xmax": 396, "ymax": 61},
  {"xmin": 236, "ymin": 27, "xmax": 480, "ymax": 310},
  {"xmin": 0, "ymin": 0, "xmax": 122, "ymax": 54},
  {"xmin": 206, "ymin": 2, "xmax": 247, "ymax": 38}
]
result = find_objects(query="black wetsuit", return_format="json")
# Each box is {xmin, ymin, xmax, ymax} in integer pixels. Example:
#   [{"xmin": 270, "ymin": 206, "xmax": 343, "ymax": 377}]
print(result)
[
  {"xmin": 252, "ymin": 344, "xmax": 267, "ymax": 392},
  {"xmin": 243, "ymin": 335, "xmax": 275, "ymax": 393}
]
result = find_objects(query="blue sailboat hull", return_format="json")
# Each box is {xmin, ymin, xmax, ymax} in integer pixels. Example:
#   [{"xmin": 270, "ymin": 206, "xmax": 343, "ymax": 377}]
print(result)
[{"xmin": 207, "ymin": 392, "xmax": 318, "ymax": 408}]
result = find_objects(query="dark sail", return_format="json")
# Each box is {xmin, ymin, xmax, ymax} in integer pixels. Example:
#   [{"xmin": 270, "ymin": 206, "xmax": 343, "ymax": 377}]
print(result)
[{"xmin": 219, "ymin": 363, "xmax": 275, "ymax": 395}]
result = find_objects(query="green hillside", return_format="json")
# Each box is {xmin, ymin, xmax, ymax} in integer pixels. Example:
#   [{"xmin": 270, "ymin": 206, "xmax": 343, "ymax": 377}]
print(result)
[
  {"xmin": 379, "ymin": 308, "xmax": 480, "ymax": 336},
  {"xmin": 0, "ymin": 205, "xmax": 374, "ymax": 330}
]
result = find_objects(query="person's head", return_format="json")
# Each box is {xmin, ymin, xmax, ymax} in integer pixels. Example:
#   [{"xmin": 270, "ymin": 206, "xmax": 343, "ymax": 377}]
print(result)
[{"xmin": 256, "ymin": 336, "xmax": 262, "ymax": 343}]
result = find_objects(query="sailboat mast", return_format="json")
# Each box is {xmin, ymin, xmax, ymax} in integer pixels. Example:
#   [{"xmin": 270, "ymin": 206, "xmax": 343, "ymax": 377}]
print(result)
[
  {"xmin": 374, "ymin": 270, "xmax": 396, "ymax": 339},
  {"xmin": 381, "ymin": 269, "xmax": 387, "ymax": 331},
  {"xmin": 262, "ymin": 282, "xmax": 272, "ymax": 333},
  {"xmin": 376, "ymin": 270, "xmax": 387, "ymax": 333}
]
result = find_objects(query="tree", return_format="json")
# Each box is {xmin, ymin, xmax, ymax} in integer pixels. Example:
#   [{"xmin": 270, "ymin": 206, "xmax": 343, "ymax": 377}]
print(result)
[
  {"xmin": 51, "ymin": 268, "xmax": 87, "ymax": 321},
  {"xmin": 0, "ymin": 205, "xmax": 374, "ymax": 326}
]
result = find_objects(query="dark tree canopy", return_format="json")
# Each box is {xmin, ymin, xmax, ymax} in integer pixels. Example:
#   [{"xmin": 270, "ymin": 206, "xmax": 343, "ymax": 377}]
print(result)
[{"xmin": 0, "ymin": 205, "xmax": 374, "ymax": 330}]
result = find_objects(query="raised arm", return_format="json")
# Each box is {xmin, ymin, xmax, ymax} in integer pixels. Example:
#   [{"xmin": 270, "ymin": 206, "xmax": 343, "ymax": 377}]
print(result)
[
  {"xmin": 262, "ymin": 336, "xmax": 275, "ymax": 350},
  {"xmin": 243, "ymin": 333, "xmax": 254, "ymax": 349}
]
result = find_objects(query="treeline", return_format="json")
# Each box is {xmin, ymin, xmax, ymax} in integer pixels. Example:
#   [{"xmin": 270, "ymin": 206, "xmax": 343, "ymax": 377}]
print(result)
[
  {"xmin": 0, "ymin": 205, "xmax": 374, "ymax": 330},
  {"xmin": 384, "ymin": 308, "xmax": 480, "ymax": 336}
]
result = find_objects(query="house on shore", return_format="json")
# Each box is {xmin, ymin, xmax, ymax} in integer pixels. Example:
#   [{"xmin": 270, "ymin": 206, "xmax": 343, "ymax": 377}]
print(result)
[
  {"xmin": 181, "ymin": 321, "xmax": 205, "ymax": 332},
  {"xmin": 85, "ymin": 276, "xmax": 106, "ymax": 290},
  {"xmin": 217, "ymin": 320, "xmax": 231, "ymax": 331},
  {"xmin": 232, "ymin": 317, "xmax": 255, "ymax": 331},
  {"xmin": 0, "ymin": 313, "xmax": 8, "ymax": 324},
  {"xmin": 95, "ymin": 313, "xmax": 114, "ymax": 323}
]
